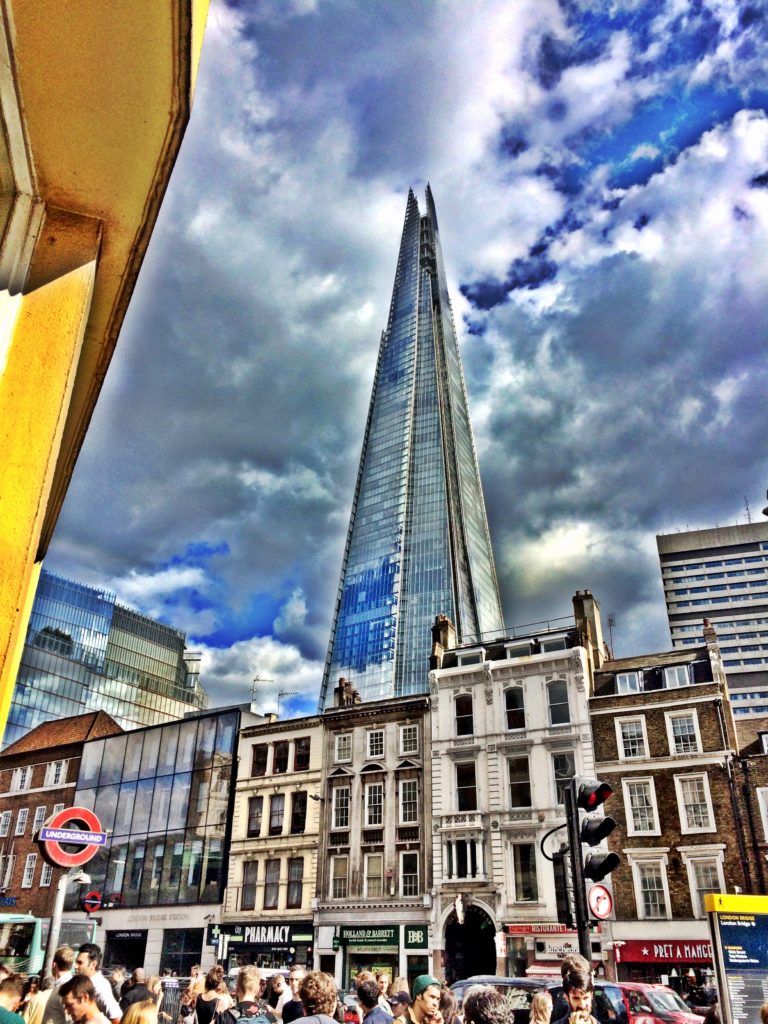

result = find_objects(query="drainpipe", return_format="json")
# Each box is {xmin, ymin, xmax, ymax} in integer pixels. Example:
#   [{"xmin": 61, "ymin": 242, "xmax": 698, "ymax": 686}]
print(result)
[
  {"xmin": 715, "ymin": 698, "xmax": 752, "ymax": 890},
  {"xmin": 740, "ymin": 759, "xmax": 767, "ymax": 893}
]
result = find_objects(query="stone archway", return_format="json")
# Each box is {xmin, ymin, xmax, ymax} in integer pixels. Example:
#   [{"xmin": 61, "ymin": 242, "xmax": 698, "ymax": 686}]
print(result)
[{"xmin": 443, "ymin": 902, "xmax": 497, "ymax": 983}]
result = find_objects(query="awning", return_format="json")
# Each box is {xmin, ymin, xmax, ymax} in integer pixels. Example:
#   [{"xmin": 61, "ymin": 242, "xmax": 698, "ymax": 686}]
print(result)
[{"xmin": 524, "ymin": 962, "xmax": 563, "ymax": 978}]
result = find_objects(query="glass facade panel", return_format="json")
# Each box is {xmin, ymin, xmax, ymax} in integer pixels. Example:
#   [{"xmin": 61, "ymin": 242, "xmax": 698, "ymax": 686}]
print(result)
[
  {"xmin": 319, "ymin": 189, "xmax": 503, "ymax": 708},
  {"xmin": 99, "ymin": 736, "xmax": 127, "ymax": 786},
  {"xmin": 123, "ymin": 733, "xmax": 144, "ymax": 782}
]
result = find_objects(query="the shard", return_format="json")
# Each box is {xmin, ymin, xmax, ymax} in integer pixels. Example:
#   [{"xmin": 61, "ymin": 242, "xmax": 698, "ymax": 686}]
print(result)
[{"xmin": 319, "ymin": 187, "xmax": 504, "ymax": 707}]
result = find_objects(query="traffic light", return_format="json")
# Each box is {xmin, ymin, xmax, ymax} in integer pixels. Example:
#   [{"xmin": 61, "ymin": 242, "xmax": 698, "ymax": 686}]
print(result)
[
  {"xmin": 565, "ymin": 775, "xmax": 620, "ymax": 957},
  {"xmin": 552, "ymin": 846, "xmax": 574, "ymax": 929}
]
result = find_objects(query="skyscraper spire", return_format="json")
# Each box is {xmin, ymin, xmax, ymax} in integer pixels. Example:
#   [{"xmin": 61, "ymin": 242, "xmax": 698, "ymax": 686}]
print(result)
[{"xmin": 319, "ymin": 188, "xmax": 503, "ymax": 708}]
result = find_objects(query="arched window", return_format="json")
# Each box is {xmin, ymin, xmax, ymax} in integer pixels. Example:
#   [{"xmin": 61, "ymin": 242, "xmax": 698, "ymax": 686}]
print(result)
[{"xmin": 547, "ymin": 679, "xmax": 570, "ymax": 726}]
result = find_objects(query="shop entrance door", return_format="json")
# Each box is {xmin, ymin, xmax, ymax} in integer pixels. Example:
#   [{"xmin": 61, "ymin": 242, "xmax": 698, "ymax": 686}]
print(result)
[
  {"xmin": 444, "ymin": 905, "xmax": 496, "ymax": 983},
  {"xmin": 104, "ymin": 931, "xmax": 148, "ymax": 972}
]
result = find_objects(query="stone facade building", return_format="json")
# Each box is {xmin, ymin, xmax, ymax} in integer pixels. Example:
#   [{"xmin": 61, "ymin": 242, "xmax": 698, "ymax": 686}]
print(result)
[
  {"xmin": 590, "ymin": 623, "xmax": 742, "ymax": 983},
  {"xmin": 314, "ymin": 679, "xmax": 432, "ymax": 989},
  {"xmin": 220, "ymin": 712, "xmax": 324, "ymax": 968},
  {"xmin": 428, "ymin": 592, "xmax": 608, "ymax": 982}
]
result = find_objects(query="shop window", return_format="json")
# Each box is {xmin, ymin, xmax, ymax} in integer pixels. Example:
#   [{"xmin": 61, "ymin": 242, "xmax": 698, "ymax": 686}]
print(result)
[
  {"xmin": 273, "ymin": 742, "xmax": 289, "ymax": 774},
  {"xmin": 251, "ymin": 745, "xmax": 268, "ymax": 777},
  {"xmin": 247, "ymin": 796, "xmax": 263, "ymax": 838},
  {"xmin": 294, "ymin": 737, "xmax": 311, "ymax": 771},
  {"xmin": 287, "ymin": 857, "xmax": 304, "ymax": 908},
  {"xmin": 264, "ymin": 859, "xmax": 280, "ymax": 909},
  {"xmin": 242, "ymin": 861, "xmax": 257, "ymax": 911},
  {"xmin": 269, "ymin": 794, "xmax": 285, "ymax": 836},
  {"xmin": 456, "ymin": 763, "xmax": 477, "ymax": 812},
  {"xmin": 290, "ymin": 792, "xmax": 307, "ymax": 834},
  {"xmin": 455, "ymin": 694, "xmax": 474, "ymax": 736}
]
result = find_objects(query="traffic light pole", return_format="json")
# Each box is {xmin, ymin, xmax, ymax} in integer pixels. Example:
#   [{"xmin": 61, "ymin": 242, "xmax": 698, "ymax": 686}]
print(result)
[{"xmin": 565, "ymin": 779, "xmax": 592, "ymax": 960}]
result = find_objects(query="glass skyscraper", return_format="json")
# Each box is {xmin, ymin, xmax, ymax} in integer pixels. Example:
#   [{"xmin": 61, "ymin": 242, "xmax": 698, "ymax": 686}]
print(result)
[
  {"xmin": 4, "ymin": 570, "xmax": 209, "ymax": 747},
  {"xmin": 319, "ymin": 187, "xmax": 504, "ymax": 707}
]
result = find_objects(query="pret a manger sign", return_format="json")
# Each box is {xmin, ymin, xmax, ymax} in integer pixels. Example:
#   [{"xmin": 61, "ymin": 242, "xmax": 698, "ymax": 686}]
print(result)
[{"xmin": 37, "ymin": 806, "xmax": 107, "ymax": 868}]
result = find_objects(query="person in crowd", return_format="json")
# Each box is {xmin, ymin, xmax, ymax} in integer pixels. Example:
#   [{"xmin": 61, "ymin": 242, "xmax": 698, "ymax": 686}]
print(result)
[
  {"xmin": 22, "ymin": 976, "xmax": 52, "ymax": 1024},
  {"xmin": 196, "ymin": 968, "xmax": 231, "ymax": 1024},
  {"xmin": 188, "ymin": 970, "xmax": 205, "ymax": 999},
  {"xmin": 74, "ymin": 945, "xmax": 121, "ymax": 1024},
  {"xmin": 282, "ymin": 967, "xmax": 306, "ymax": 1024},
  {"xmin": 121, "ymin": 971, "xmax": 153, "ymax": 1013},
  {"xmin": 373, "ymin": 980, "xmax": 391, "ymax": 1015},
  {"xmin": 297, "ymin": 973, "xmax": 338, "ymax": 1024},
  {"xmin": 390, "ymin": 986, "xmax": 409, "ymax": 1003},
  {"xmin": 437, "ymin": 989, "xmax": 458, "ymax": 1024},
  {"xmin": 392, "ymin": 977, "xmax": 442, "ymax": 1024},
  {"xmin": 267, "ymin": 976, "xmax": 292, "ymax": 1020},
  {"xmin": 179, "ymin": 988, "xmax": 197, "ymax": 1021},
  {"xmin": 530, "ymin": 991, "xmax": 552, "ymax": 1024},
  {"xmin": 550, "ymin": 971, "xmax": 598, "ymax": 1024},
  {"xmin": 357, "ymin": 982, "xmax": 390, "ymax": 1024},
  {"xmin": 387, "ymin": 993, "xmax": 409, "ymax": 1022},
  {"xmin": 231, "ymin": 965, "xmax": 273, "ymax": 1022},
  {"xmin": 559, "ymin": 956, "xmax": 590, "ymax": 980},
  {"xmin": 122, "ymin": 1004, "xmax": 159, "ymax": 1024},
  {"xmin": 43, "ymin": 947, "xmax": 75, "ymax": 1024},
  {"xmin": 108, "ymin": 972, "xmax": 126, "ymax": 1005},
  {"xmin": 0, "ymin": 976, "xmax": 25, "ymax": 1024},
  {"xmin": 462, "ymin": 988, "xmax": 512, "ymax": 1024},
  {"xmin": 59, "ymin": 977, "xmax": 110, "ymax": 1024},
  {"xmin": 702, "ymin": 1003, "xmax": 720, "ymax": 1024},
  {"xmin": 147, "ymin": 978, "xmax": 172, "ymax": 1022}
]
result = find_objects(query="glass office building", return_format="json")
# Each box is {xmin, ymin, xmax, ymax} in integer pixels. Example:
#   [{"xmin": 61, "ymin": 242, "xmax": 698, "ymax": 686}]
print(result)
[
  {"xmin": 63, "ymin": 710, "xmax": 239, "ymax": 914},
  {"xmin": 319, "ymin": 188, "xmax": 504, "ymax": 707},
  {"xmin": 4, "ymin": 570, "xmax": 209, "ymax": 747}
]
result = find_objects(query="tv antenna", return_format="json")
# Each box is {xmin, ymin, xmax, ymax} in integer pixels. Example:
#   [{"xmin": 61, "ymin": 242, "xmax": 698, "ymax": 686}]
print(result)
[{"xmin": 278, "ymin": 691, "xmax": 299, "ymax": 717}]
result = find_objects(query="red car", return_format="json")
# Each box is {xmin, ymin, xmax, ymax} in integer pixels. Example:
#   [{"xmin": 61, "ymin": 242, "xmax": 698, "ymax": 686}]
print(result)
[{"xmin": 620, "ymin": 983, "xmax": 705, "ymax": 1024}]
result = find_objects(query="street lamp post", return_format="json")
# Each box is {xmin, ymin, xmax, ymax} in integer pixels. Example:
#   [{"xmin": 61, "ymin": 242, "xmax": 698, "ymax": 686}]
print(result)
[{"xmin": 43, "ymin": 870, "xmax": 90, "ymax": 977}]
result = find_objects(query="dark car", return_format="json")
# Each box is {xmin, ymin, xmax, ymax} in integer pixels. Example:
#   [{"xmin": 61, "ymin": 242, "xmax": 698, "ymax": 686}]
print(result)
[{"xmin": 450, "ymin": 976, "xmax": 629, "ymax": 1024}]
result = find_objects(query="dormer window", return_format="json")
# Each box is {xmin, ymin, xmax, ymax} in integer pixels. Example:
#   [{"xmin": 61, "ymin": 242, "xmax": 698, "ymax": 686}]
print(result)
[
  {"xmin": 457, "ymin": 650, "xmax": 484, "ymax": 666},
  {"xmin": 617, "ymin": 671, "xmax": 641, "ymax": 694},
  {"xmin": 540, "ymin": 636, "xmax": 568, "ymax": 653},
  {"xmin": 664, "ymin": 666, "xmax": 689, "ymax": 688}
]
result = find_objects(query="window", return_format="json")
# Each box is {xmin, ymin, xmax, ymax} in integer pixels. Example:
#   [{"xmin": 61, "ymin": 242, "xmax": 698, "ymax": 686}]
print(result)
[
  {"xmin": 401, "ymin": 851, "xmax": 419, "ymax": 897},
  {"xmin": 268, "ymin": 794, "xmax": 285, "ymax": 836},
  {"xmin": 332, "ymin": 786, "xmax": 350, "ymax": 829},
  {"xmin": 335, "ymin": 734, "xmax": 352, "ymax": 763},
  {"xmin": 680, "ymin": 847, "xmax": 726, "ymax": 918},
  {"xmin": 52, "ymin": 803, "xmax": 64, "ymax": 816},
  {"xmin": 365, "ymin": 783, "xmax": 384, "ymax": 827},
  {"xmin": 547, "ymin": 680, "xmax": 570, "ymax": 726},
  {"xmin": 507, "ymin": 643, "xmax": 533, "ymax": 659},
  {"xmin": 505, "ymin": 688, "xmax": 525, "ymax": 730},
  {"xmin": 664, "ymin": 665, "xmax": 689, "ymax": 688},
  {"xmin": 21, "ymin": 853, "xmax": 36, "ymax": 889},
  {"xmin": 675, "ymin": 774, "xmax": 715, "ymax": 833},
  {"xmin": 366, "ymin": 730, "xmax": 384, "ymax": 759},
  {"xmin": 247, "ymin": 796, "xmax": 263, "ymax": 838},
  {"xmin": 455, "ymin": 694, "xmax": 474, "ymax": 736},
  {"xmin": 32, "ymin": 806, "xmax": 46, "ymax": 834},
  {"xmin": 400, "ymin": 725, "xmax": 419, "ymax": 755},
  {"xmin": 293, "ymin": 737, "xmax": 311, "ymax": 771},
  {"xmin": 242, "ymin": 861, "xmax": 257, "ymax": 911},
  {"xmin": 0, "ymin": 856, "xmax": 14, "ymax": 889},
  {"xmin": 541, "ymin": 636, "xmax": 568, "ymax": 652},
  {"xmin": 508, "ymin": 757, "xmax": 531, "ymax": 808},
  {"xmin": 251, "ymin": 745, "xmax": 268, "ymax": 777},
  {"xmin": 264, "ymin": 859, "xmax": 280, "ymax": 909},
  {"xmin": 456, "ymin": 763, "xmax": 477, "ymax": 812},
  {"xmin": 512, "ymin": 844, "xmax": 538, "ymax": 902},
  {"xmin": 623, "ymin": 778, "xmax": 660, "ymax": 835},
  {"xmin": 45, "ymin": 760, "xmax": 68, "ymax": 787},
  {"xmin": 666, "ymin": 712, "xmax": 700, "ymax": 755},
  {"xmin": 15, "ymin": 808, "xmax": 28, "ymax": 836},
  {"xmin": 617, "ymin": 671, "xmax": 641, "ymax": 694},
  {"xmin": 40, "ymin": 863, "xmax": 53, "ymax": 888},
  {"xmin": 457, "ymin": 652, "xmax": 483, "ymax": 666},
  {"xmin": 399, "ymin": 779, "xmax": 419, "ymax": 824},
  {"xmin": 10, "ymin": 767, "xmax": 31, "ymax": 792},
  {"xmin": 364, "ymin": 853, "xmax": 383, "ymax": 898},
  {"xmin": 552, "ymin": 752, "xmax": 575, "ymax": 805},
  {"xmin": 330, "ymin": 855, "xmax": 348, "ymax": 899},
  {"xmin": 287, "ymin": 857, "xmax": 304, "ymax": 908},
  {"xmin": 446, "ymin": 838, "xmax": 479, "ymax": 879},
  {"xmin": 617, "ymin": 718, "xmax": 647, "ymax": 759},
  {"xmin": 0, "ymin": 812, "xmax": 11, "ymax": 838},
  {"xmin": 757, "ymin": 788, "xmax": 768, "ymax": 840},
  {"xmin": 627, "ymin": 851, "xmax": 671, "ymax": 920},
  {"xmin": 290, "ymin": 792, "xmax": 307, "ymax": 834},
  {"xmin": 273, "ymin": 742, "xmax": 289, "ymax": 774}
]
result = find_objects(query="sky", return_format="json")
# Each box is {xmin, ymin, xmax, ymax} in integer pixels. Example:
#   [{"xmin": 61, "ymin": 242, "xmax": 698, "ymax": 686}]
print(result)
[{"xmin": 46, "ymin": 0, "xmax": 768, "ymax": 716}]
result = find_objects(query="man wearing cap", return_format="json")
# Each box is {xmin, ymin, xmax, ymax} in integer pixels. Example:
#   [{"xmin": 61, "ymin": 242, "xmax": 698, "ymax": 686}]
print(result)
[
  {"xmin": 387, "ymin": 993, "xmax": 410, "ymax": 1021},
  {"xmin": 392, "ymin": 978, "xmax": 442, "ymax": 1024}
]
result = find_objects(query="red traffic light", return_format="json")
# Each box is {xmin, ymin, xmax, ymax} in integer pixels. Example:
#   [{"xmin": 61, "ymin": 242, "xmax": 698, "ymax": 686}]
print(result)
[{"xmin": 576, "ymin": 779, "xmax": 613, "ymax": 811}]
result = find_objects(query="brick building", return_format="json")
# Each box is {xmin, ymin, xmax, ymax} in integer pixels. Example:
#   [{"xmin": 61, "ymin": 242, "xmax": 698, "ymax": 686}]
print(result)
[
  {"xmin": 0, "ymin": 711, "xmax": 122, "ymax": 922},
  {"xmin": 590, "ymin": 623, "xmax": 742, "ymax": 983}
]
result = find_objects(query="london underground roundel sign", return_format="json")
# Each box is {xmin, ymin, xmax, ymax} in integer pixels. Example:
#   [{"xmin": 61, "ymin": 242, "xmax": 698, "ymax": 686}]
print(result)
[{"xmin": 37, "ymin": 807, "xmax": 107, "ymax": 868}]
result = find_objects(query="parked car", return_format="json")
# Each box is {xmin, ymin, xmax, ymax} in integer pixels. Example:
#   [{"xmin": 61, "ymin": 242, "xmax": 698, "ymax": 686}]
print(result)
[
  {"xmin": 341, "ymin": 994, "xmax": 360, "ymax": 1024},
  {"xmin": 449, "ymin": 976, "xmax": 628, "ymax": 1024},
  {"xmin": 619, "ymin": 983, "xmax": 705, "ymax": 1024}
]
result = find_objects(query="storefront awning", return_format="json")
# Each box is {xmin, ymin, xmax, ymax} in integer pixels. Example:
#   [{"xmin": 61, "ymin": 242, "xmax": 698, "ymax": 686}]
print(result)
[{"xmin": 525, "ymin": 962, "xmax": 564, "ymax": 978}]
